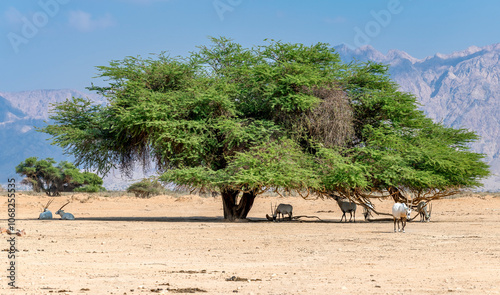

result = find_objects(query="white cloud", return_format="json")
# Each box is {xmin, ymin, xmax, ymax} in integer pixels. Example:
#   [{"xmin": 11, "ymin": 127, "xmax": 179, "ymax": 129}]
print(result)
[{"xmin": 68, "ymin": 10, "xmax": 116, "ymax": 32}]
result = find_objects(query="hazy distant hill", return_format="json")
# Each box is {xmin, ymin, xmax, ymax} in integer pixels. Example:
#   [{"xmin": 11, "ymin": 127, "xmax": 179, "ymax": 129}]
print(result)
[
  {"xmin": 1, "ymin": 44, "xmax": 499, "ymax": 191},
  {"xmin": 0, "ymin": 89, "xmax": 104, "ymax": 120},
  {"xmin": 0, "ymin": 90, "xmax": 98, "ymax": 186},
  {"xmin": 0, "ymin": 89, "xmax": 153, "ymax": 190},
  {"xmin": 335, "ymin": 44, "xmax": 500, "ymax": 191}
]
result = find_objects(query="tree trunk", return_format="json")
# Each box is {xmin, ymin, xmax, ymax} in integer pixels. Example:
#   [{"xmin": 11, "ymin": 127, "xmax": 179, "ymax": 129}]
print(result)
[
  {"xmin": 35, "ymin": 179, "xmax": 44, "ymax": 192},
  {"xmin": 221, "ymin": 187, "xmax": 257, "ymax": 221},
  {"xmin": 236, "ymin": 191, "xmax": 256, "ymax": 219},
  {"xmin": 44, "ymin": 183, "xmax": 61, "ymax": 196}
]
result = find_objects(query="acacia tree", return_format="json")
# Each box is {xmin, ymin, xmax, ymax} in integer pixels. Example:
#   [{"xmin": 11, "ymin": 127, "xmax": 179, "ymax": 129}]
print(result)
[
  {"xmin": 16, "ymin": 157, "xmax": 105, "ymax": 195},
  {"xmin": 39, "ymin": 37, "xmax": 489, "ymax": 220}
]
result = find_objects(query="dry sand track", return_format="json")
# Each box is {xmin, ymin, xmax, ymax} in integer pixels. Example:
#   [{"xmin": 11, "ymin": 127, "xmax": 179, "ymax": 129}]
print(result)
[{"xmin": 1, "ymin": 193, "xmax": 499, "ymax": 294}]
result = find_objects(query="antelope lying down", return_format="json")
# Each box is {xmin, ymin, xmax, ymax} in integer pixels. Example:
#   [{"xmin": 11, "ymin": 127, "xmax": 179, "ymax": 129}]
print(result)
[
  {"xmin": 39, "ymin": 199, "xmax": 54, "ymax": 220},
  {"xmin": 55, "ymin": 202, "xmax": 75, "ymax": 220},
  {"xmin": 392, "ymin": 203, "xmax": 412, "ymax": 233}
]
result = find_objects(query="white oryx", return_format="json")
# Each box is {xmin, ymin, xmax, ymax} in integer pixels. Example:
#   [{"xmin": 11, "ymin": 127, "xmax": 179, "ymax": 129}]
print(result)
[
  {"xmin": 415, "ymin": 201, "xmax": 432, "ymax": 222},
  {"xmin": 55, "ymin": 202, "xmax": 75, "ymax": 220},
  {"xmin": 392, "ymin": 203, "xmax": 412, "ymax": 232},
  {"xmin": 38, "ymin": 199, "xmax": 54, "ymax": 220},
  {"xmin": 331, "ymin": 195, "xmax": 357, "ymax": 223},
  {"xmin": 271, "ymin": 203, "xmax": 293, "ymax": 221}
]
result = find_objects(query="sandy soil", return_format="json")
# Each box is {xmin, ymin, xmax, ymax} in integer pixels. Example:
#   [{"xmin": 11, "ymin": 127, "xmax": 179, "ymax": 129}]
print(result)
[{"xmin": 1, "ymin": 192, "xmax": 499, "ymax": 295}]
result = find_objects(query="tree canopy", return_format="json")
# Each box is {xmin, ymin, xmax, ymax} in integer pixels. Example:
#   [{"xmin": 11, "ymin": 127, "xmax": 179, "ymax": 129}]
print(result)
[
  {"xmin": 16, "ymin": 157, "xmax": 105, "ymax": 195},
  {"xmin": 39, "ymin": 37, "xmax": 490, "ymax": 220}
]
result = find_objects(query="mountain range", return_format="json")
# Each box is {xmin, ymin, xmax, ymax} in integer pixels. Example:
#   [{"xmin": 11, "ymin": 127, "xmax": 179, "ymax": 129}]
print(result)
[
  {"xmin": 1, "ymin": 44, "xmax": 499, "ymax": 191},
  {"xmin": 335, "ymin": 43, "xmax": 500, "ymax": 191}
]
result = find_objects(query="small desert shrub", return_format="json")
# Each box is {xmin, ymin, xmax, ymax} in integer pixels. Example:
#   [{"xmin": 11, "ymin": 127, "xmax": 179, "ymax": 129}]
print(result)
[
  {"xmin": 74, "ymin": 185, "xmax": 106, "ymax": 193},
  {"xmin": 127, "ymin": 179, "xmax": 164, "ymax": 198}
]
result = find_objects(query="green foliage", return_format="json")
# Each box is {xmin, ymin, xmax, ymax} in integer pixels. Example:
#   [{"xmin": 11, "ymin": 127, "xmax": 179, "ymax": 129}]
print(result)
[
  {"xmin": 224, "ymin": 139, "xmax": 321, "ymax": 193},
  {"xmin": 73, "ymin": 172, "xmax": 106, "ymax": 192},
  {"xmin": 74, "ymin": 185, "xmax": 105, "ymax": 193},
  {"xmin": 316, "ymin": 147, "xmax": 369, "ymax": 191},
  {"xmin": 39, "ymin": 37, "xmax": 490, "ymax": 215},
  {"xmin": 16, "ymin": 157, "xmax": 104, "ymax": 195},
  {"xmin": 353, "ymin": 121, "xmax": 490, "ymax": 192},
  {"xmin": 161, "ymin": 139, "xmax": 321, "ymax": 194},
  {"xmin": 127, "ymin": 179, "xmax": 164, "ymax": 198}
]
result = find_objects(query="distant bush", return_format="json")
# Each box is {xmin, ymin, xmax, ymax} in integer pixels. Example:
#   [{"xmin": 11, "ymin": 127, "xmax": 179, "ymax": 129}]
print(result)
[
  {"xmin": 127, "ymin": 179, "xmax": 164, "ymax": 198},
  {"xmin": 74, "ymin": 184, "xmax": 106, "ymax": 193}
]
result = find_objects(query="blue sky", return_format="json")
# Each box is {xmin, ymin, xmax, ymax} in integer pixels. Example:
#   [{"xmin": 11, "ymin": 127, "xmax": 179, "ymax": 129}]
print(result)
[{"xmin": 1, "ymin": 0, "xmax": 499, "ymax": 92}]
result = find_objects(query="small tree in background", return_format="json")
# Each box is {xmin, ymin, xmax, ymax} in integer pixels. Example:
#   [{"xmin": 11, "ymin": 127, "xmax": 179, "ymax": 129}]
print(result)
[
  {"xmin": 127, "ymin": 179, "xmax": 164, "ymax": 198},
  {"xmin": 16, "ymin": 157, "xmax": 105, "ymax": 195},
  {"xmin": 74, "ymin": 172, "xmax": 106, "ymax": 193}
]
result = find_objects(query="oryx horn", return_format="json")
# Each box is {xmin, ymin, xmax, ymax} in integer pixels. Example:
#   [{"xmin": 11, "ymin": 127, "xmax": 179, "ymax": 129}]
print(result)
[
  {"xmin": 43, "ymin": 199, "xmax": 54, "ymax": 210},
  {"xmin": 58, "ymin": 201, "xmax": 70, "ymax": 211}
]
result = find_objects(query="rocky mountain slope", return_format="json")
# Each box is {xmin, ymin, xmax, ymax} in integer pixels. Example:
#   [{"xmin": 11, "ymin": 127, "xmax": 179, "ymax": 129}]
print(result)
[
  {"xmin": 0, "ymin": 89, "xmax": 152, "ymax": 190},
  {"xmin": 335, "ymin": 44, "xmax": 500, "ymax": 191},
  {"xmin": 1, "ymin": 44, "xmax": 499, "ymax": 191}
]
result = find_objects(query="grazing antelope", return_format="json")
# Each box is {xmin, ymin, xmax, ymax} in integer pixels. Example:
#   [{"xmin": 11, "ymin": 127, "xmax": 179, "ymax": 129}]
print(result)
[
  {"xmin": 362, "ymin": 201, "xmax": 375, "ymax": 221},
  {"xmin": 331, "ymin": 195, "xmax": 357, "ymax": 222},
  {"xmin": 39, "ymin": 199, "xmax": 54, "ymax": 220},
  {"xmin": 392, "ymin": 203, "xmax": 412, "ymax": 232},
  {"xmin": 362, "ymin": 207, "xmax": 373, "ymax": 221},
  {"xmin": 415, "ymin": 201, "xmax": 432, "ymax": 222},
  {"xmin": 55, "ymin": 202, "xmax": 75, "ymax": 220},
  {"xmin": 271, "ymin": 203, "xmax": 293, "ymax": 221}
]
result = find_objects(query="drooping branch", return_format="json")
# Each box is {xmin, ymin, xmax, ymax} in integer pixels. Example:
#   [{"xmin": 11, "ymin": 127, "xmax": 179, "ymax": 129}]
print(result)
[{"xmin": 408, "ymin": 187, "xmax": 461, "ymax": 204}]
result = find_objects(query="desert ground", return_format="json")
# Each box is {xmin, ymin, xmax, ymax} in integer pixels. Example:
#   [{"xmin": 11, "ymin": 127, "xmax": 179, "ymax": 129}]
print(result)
[{"xmin": 1, "ymin": 191, "xmax": 499, "ymax": 295}]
